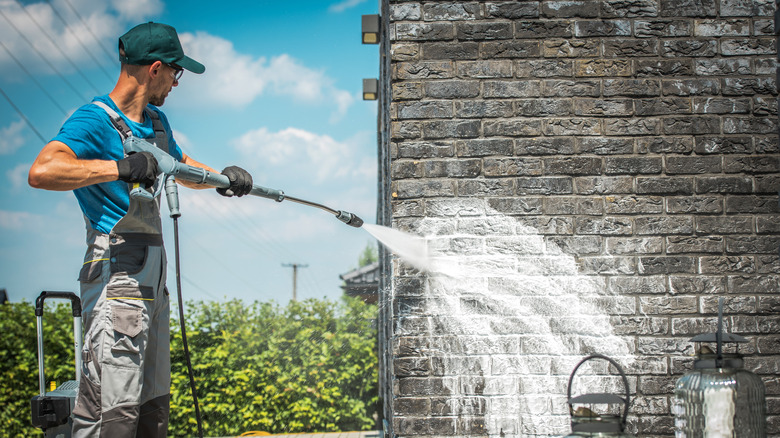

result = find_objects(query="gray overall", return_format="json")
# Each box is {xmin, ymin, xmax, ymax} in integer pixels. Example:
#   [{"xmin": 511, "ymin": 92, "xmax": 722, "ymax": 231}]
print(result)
[{"xmin": 72, "ymin": 102, "xmax": 171, "ymax": 437}]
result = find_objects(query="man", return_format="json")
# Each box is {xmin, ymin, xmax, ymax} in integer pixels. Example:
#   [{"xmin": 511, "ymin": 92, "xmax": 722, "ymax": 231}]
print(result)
[{"xmin": 28, "ymin": 22, "xmax": 252, "ymax": 437}]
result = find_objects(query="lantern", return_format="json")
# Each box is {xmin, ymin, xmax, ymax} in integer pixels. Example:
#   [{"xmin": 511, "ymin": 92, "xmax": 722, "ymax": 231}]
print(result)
[
  {"xmin": 564, "ymin": 354, "xmax": 636, "ymax": 437},
  {"xmin": 672, "ymin": 298, "xmax": 766, "ymax": 436}
]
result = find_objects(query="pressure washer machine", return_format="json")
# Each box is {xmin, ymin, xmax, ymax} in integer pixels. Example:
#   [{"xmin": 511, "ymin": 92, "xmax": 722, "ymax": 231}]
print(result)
[{"xmin": 30, "ymin": 291, "xmax": 82, "ymax": 438}]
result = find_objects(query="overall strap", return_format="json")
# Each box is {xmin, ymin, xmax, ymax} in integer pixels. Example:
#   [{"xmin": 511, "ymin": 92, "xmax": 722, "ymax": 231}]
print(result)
[{"xmin": 92, "ymin": 101, "xmax": 169, "ymax": 153}]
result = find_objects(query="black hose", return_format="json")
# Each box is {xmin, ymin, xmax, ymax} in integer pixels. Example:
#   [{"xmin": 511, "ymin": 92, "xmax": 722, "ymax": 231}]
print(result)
[{"xmin": 173, "ymin": 217, "xmax": 204, "ymax": 438}]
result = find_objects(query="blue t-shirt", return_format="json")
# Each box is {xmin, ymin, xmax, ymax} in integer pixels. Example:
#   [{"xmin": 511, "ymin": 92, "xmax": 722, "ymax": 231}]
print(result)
[{"xmin": 52, "ymin": 95, "xmax": 184, "ymax": 234}]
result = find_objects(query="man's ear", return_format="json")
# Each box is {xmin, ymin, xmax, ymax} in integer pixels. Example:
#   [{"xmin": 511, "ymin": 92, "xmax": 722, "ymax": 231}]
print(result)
[{"xmin": 149, "ymin": 60, "xmax": 164, "ymax": 79}]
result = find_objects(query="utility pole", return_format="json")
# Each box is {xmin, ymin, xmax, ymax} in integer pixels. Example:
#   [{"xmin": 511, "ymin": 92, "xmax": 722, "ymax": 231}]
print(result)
[{"xmin": 281, "ymin": 263, "xmax": 308, "ymax": 301}]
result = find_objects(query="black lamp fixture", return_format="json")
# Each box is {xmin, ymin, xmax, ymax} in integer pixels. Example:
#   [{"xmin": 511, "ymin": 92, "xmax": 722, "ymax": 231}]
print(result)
[
  {"xmin": 362, "ymin": 14, "xmax": 380, "ymax": 44},
  {"xmin": 363, "ymin": 79, "xmax": 378, "ymax": 100}
]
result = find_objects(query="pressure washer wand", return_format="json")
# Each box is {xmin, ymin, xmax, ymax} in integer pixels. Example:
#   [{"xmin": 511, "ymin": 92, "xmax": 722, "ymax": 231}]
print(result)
[{"xmin": 124, "ymin": 138, "xmax": 364, "ymax": 228}]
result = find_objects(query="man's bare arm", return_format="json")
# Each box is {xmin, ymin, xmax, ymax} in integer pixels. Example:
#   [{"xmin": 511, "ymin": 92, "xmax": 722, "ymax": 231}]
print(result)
[{"xmin": 28, "ymin": 141, "xmax": 119, "ymax": 191}]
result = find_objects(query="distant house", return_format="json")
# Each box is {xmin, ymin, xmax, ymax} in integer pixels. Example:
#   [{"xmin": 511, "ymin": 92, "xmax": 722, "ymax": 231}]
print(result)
[{"xmin": 339, "ymin": 262, "xmax": 379, "ymax": 304}]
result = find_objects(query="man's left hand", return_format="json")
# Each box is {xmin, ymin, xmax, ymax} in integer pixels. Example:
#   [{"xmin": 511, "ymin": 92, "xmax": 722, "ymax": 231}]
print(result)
[{"xmin": 217, "ymin": 166, "xmax": 253, "ymax": 197}]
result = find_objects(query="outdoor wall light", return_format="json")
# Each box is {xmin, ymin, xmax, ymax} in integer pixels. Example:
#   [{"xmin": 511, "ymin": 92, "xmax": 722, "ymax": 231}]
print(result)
[
  {"xmin": 363, "ymin": 78, "xmax": 378, "ymax": 100},
  {"xmin": 362, "ymin": 14, "xmax": 380, "ymax": 44}
]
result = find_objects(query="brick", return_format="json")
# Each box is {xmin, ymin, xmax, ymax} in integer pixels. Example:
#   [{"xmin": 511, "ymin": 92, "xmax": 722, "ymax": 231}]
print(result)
[
  {"xmin": 605, "ymin": 118, "xmax": 660, "ymax": 135},
  {"xmin": 393, "ymin": 179, "xmax": 457, "ymax": 199},
  {"xmin": 542, "ymin": 80, "xmax": 601, "ymax": 97},
  {"xmin": 422, "ymin": 120, "xmax": 481, "ymax": 139},
  {"xmin": 515, "ymin": 99, "xmax": 573, "ymax": 117},
  {"xmin": 515, "ymin": 20, "xmax": 573, "ymax": 38},
  {"xmin": 635, "ymin": 98, "xmax": 692, "ymax": 116},
  {"xmin": 516, "ymin": 138, "xmax": 575, "ymax": 155},
  {"xmin": 666, "ymin": 196, "xmax": 722, "ymax": 214},
  {"xmin": 487, "ymin": 197, "xmax": 545, "ymax": 215},
  {"xmin": 755, "ymin": 176, "xmax": 780, "ymax": 194},
  {"xmin": 575, "ymin": 59, "xmax": 632, "ymax": 77},
  {"xmin": 670, "ymin": 275, "xmax": 727, "ymax": 294},
  {"xmin": 636, "ymin": 59, "xmax": 693, "ymax": 76},
  {"xmin": 610, "ymin": 316, "xmax": 670, "ymax": 335},
  {"xmin": 395, "ymin": 22, "xmax": 455, "ymax": 41},
  {"xmin": 544, "ymin": 157, "xmax": 602, "ymax": 175},
  {"xmin": 577, "ymin": 137, "xmax": 634, "ymax": 154},
  {"xmin": 515, "ymin": 177, "xmax": 574, "ymax": 195},
  {"xmin": 574, "ymin": 98, "xmax": 634, "ymax": 116},
  {"xmin": 602, "ymin": 0, "xmax": 659, "ymax": 17},
  {"xmin": 694, "ymin": 136, "xmax": 753, "ymax": 154},
  {"xmin": 636, "ymin": 177, "xmax": 694, "ymax": 195},
  {"xmin": 393, "ymin": 160, "xmax": 425, "ymax": 179},
  {"xmin": 422, "ymin": 42, "xmax": 480, "ymax": 60},
  {"xmin": 486, "ymin": 2, "xmax": 540, "ymax": 18},
  {"xmin": 605, "ymin": 196, "xmax": 664, "ymax": 214},
  {"xmin": 726, "ymin": 236, "xmax": 780, "ymax": 254},
  {"xmin": 635, "ymin": 216, "xmax": 694, "ymax": 234},
  {"xmin": 574, "ymin": 20, "xmax": 632, "ymax": 37},
  {"xmin": 515, "ymin": 60, "xmax": 573, "ymax": 78},
  {"xmin": 604, "ymin": 39, "xmax": 659, "ymax": 57},
  {"xmin": 545, "ymin": 118, "xmax": 602, "ymax": 136},
  {"xmin": 542, "ymin": 1, "xmax": 600, "ymax": 18},
  {"xmin": 546, "ymin": 235, "xmax": 603, "ymax": 254},
  {"xmin": 484, "ymin": 158, "xmax": 543, "ymax": 176},
  {"xmin": 721, "ymin": 38, "xmax": 776, "ymax": 56},
  {"xmin": 635, "ymin": 20, "xmax": 692, "ymax": 37},
  {"xmin": 393, "ymin": 199, "xmax": 425, "ymax": 217},
  {"xmin": 456, "ymin": 60, "xmax": 512, "ymax": 78},
  {"xmin": 482, "ymin": 41, "xmax": 542, "ymax": 59},
  {"xmin": 695, "ymin": 59, "xmax": 751, "ymax": 76},
  {"xmin": 424, "ymin": 80, "xmax": 481, "ymax": 99},
  {"xmin": 398, "ymin": 101, "xmax": 454, "ymax": 119},
  {"xmin": 424, "ymin": 159, "xmax": 482, "ymax": 178},
  {"xmin": 391, "ymin": 43, "xmax": 421, "ymax": 62},
  {"xmin": 458, "ymin": 179, "xmax": 515, "ymax": 196},
  {"xmin": 700, "ymin": 256, "xmax": 756, "ymax": 274},
  {"xmin": 484, "ymin": 119, "xmax": 543, "ymax": 137},
  {"xmin": 393, "ymin": 82, "xmax": 423, "ymax": 100},
  {"xmin": 454, "ymin": 100, "xmax": 513, "ymax": 118},
  {"xmin": 392, "ymin": 122, "xmax": 422, "ymax": 140},
  {"xmin": 603, "ymin": 79, "xmax": 661, "ymax": 97},
  {"xmin": 695, "ymin": 176, "xmax": 753, "ymax": 194},
  {"xmin": 662, "ymin": 116, "xmax": 720, "ymax": 135},
  {"xmin": 457, "ymin": 138, "xmax": 513, "ymax": 157},
  {"xmin": 605, "ymin": 157, "xmax": 663, "ymax": 174},
  {"xmin": 638, "ymin": 136, "xmax": 694, "ymax": 154},
  {"xmin": 723, "ymin": 117, "xmax": 778, "ymax": 135},
  {"xmin": 640, "ymin": 256, "xmax": 696, "ymax": 274},
  {"xmin": 667, "ymin": 236, "xmax": 724, "ymax": 253},
  {"xmin": 394, "ymin": 61, "xmax": 454, "ymax": 80},
  {"xmin": 397, "ymin": 141, "xmax": 455, "ymax": 158},
  {"xmin": 607, "ymin": 237, "xmax": 665, "ymax": 254},
  {"xmin": 694, "ymin": 19, "xmax": 750, "ymax": 36},
  {"xmin": 662, "ymin": 78, "xmax": 720, "ymax": 96},
  {"xmin": 662, "ymin": 39, "xmax": 717, "ymax": 57},
  {"xmin": 732, "ymin": 275, "xmax": 780, "ymax": 294},
  {"xmin": 575, "ymin": 176, "xmax": 634, "ymax": 194},
  {"xmin": 660, "ymin": 0, "xmax": 717, "ymax": 16},
  {"xmin": 390, "ymin": 4, "xmax": 422, "ymax": 20},
  {"xmin": 696, "ymin": 216, "xmax": 754, "ymax": 234},
  {"xmin": 666, "ymin": 156, "xmax": 722, "ymax": 174},
  {"xmin": 543, "ymin": 39, "xmax": 600, "ymax": 57},
  {"xmin": 726, "ymin": 196, "xmax": 780, "ymax": 214},
  {"xmin": 426, "ymin": 199, "xmax": 486, "ymax": 217},
  {"xmin": 422, "ymin": 3, "xmax": 480, "ymax": 20},
  {"xmin": 576, "ymin": 217, "xmax": 633, "ymax": 235},
  {"xmin": 692, "ymin": 97, "xmax": 751, "ymax": 114},
  {"xmin": 483, "ymin": 80, "xmax": 542, "ymax": 98},
  {"xmin": 456, "ymin": 22, "xmax": 513, "ymax": 40}
]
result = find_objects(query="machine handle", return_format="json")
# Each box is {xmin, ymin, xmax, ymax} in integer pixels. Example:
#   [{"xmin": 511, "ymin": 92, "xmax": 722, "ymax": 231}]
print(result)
[
  {"xmin": 567, "ymin": 354, "xmax": 631, "ymax": 430},
  {"xmin": 35, "ymin": 291, "xmax": 81, "ymax": 317}
]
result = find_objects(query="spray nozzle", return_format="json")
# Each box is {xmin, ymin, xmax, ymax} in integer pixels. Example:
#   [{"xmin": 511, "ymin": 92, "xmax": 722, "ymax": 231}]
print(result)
[{"xmin": 336, "ymin": 211, "xmax": 364, "ymax": 228}]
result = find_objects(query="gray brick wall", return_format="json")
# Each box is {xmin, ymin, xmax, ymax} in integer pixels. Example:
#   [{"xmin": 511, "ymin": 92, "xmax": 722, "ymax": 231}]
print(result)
[{"xmin": 377, "ymin": 0, "xmax": 780, "ymax": 436}]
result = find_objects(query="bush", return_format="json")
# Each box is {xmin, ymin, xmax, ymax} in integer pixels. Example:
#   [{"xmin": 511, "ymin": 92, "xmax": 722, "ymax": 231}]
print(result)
[
  {"xmin": 0, "ymin": 297, "xmax": 378, "ymax": 437},
  {"xmin": 169, "ymin": 297, "xmax": 379, "ymax": 436}
]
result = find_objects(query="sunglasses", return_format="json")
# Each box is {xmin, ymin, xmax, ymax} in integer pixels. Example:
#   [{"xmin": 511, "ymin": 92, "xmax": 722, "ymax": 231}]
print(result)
[{"xmin": 166, "ymin": 63, "xmax": 183, "ymax": 81}]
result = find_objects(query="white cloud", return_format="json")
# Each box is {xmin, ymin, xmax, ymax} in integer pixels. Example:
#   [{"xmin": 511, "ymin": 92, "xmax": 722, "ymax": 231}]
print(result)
[
  {"xmin": 233, "ymin": 127, "xmax": 353, "ymax": 182},
  {"xmin": 329, "ymin": 0, "xmax": 367, "ymax": 13},
  {"xmin": 176, "ymin": 32, "xmax": 353, "ymax": 119},
  {"xmin": 0, "ymin": 119, "xmax": 26, "ymax": 155},
  {"xmin": 0, "ymin": 0, "xmax": 159, "ymax": 76},
  {"xmin": 7, "ymin": 162, "xmax": 30, "ymax": 189}
]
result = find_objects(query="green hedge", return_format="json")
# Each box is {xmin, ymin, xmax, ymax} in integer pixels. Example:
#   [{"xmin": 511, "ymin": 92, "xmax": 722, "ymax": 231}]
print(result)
[{"xmin": 0, "ymin": 297, "xmax": 378, "ymax": 437}]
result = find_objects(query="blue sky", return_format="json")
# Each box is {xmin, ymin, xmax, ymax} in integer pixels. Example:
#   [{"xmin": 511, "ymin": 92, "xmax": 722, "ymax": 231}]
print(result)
[{"xmin": 0, "ymin": 0, "xmax": 381, "ymax": 304}]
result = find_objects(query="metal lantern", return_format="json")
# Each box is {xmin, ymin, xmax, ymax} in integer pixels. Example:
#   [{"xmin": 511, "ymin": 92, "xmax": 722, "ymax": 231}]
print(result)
[
  {"xmin": 564, "ymin": 354, "xmax": 636, "ymax": 437},
  {"xmin": 672, "ymin": 298, "xmax": 766, "ymax": 437}
]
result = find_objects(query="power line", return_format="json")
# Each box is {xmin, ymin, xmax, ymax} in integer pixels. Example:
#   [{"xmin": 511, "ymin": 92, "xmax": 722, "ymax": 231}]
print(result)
[
  {"xmin": 42, "ymin": 0, "xmax": 115, "ymax": 82},
  {"xmin": 10, "ymin": 0, "xmax": 104, "ymax": 93},
  {"xmin": 282, "ymin": 263, "xmax": 308, "ymax": 301},
  {"xmin": 0, "ymin": 40, "xmax": 69, "ymax": 116},
  {"xmin": 0, "ymin": 85, "xmax": 47, "ymax": 144},
  {"xmin": 0, "ymin": 8, "xmax": 88, "ymax": 101}
]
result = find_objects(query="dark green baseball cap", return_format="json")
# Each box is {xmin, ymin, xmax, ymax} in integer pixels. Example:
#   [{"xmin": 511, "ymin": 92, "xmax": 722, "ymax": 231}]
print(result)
[{"xmin": 119, "ymin": 22, "xmax": 205, "ymax": 74}]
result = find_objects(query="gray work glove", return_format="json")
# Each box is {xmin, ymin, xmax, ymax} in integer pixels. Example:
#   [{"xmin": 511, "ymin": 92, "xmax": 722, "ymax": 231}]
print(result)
[
  {"xmin": 217, "ymin": 166, "xmax": 253, "ymax": 197},
  {"xmin": 117, "ymin": 151, "xmax": 159, "ymax": 188}
]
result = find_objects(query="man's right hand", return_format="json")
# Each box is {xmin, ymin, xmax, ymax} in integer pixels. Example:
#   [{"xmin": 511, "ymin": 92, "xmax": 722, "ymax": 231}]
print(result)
[{"xmin": 116, "ymin": 151, "xmax": 159, "ymax": 187}]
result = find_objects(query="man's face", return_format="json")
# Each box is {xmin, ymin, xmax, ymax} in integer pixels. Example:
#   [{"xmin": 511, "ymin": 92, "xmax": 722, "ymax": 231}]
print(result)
[{"xmin": 149, "ymin": 63, "xmax": 181, "ymax": 106}]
